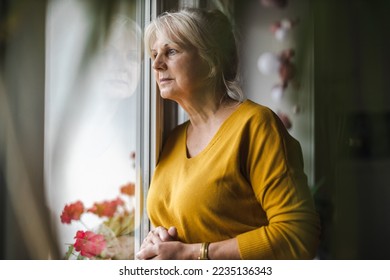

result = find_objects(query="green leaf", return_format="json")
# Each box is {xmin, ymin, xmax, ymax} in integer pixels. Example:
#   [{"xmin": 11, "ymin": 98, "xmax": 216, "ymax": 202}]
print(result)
[{"xmin": 77, "ymin": 254, "xmax": 87, "ymax": 260}]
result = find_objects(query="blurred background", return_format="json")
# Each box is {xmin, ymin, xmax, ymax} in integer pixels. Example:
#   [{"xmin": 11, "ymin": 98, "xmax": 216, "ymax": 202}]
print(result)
[{"xmin": 1, "ymin": 0, "xmax": 390, "ymax": 259}]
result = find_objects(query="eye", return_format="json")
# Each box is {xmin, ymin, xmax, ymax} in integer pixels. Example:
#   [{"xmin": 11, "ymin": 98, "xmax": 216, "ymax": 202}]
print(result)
[
  {"xmin": 151, "ymin": 51, "xmax": 158, "ymax": 60},
  {"xmin": 167, "ymin": 49, "xmax": 178, "ymax": 56}
]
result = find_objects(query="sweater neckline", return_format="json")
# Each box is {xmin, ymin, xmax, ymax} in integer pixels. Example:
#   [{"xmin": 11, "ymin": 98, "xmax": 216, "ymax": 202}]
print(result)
[{"xmin": 184, "ymin": 99, "xmax": 250, "ymax": 160}]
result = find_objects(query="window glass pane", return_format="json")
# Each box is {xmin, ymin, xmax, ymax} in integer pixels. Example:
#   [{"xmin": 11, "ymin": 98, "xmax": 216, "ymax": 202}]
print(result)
[{"xmin": 45, "ymin": 0, "xmax": 142, "ymax": 259}]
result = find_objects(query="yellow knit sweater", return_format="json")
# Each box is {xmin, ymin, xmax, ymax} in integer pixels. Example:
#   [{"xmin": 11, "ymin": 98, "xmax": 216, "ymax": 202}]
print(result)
[{"xmin": 147, "ymin": 100, "xmax": 320, "ymax": 259}]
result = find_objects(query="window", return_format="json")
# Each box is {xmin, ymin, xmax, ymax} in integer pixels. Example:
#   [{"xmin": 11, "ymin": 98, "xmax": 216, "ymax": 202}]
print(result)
[
  {"xmin": 45, "ymin": 0, "xmax": 148, "ymax": 259},
  {"xmin": 44, "ymin": 0, "xmax": 200, "ymax": 260}
]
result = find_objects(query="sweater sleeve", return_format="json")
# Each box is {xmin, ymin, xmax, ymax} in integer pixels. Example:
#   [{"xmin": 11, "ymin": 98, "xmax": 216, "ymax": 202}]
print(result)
[{"xmin": 236, "ymin": 109, "xmax": 320, "ymax": 259}]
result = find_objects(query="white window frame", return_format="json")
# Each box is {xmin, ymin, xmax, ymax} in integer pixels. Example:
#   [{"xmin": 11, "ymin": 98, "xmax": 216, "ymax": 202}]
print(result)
[{"xmin": 134, "ymin": 0, "xmax": 160, "ymax": 254}]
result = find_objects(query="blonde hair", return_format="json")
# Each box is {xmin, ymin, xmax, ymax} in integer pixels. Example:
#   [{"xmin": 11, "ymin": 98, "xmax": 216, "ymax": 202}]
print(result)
[{"xmin": 144, "ymin": 8, "xmax": 245, "ymax": 102}]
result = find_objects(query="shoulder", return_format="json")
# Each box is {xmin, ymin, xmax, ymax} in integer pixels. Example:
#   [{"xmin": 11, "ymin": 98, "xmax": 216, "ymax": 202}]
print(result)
[
  {"xmin": 168, "ymin": 121, "xmax": 188, "ymax": 139},
  {"xmin": 240, "ymin": 99, "xmax": 276, "ymax": 118},
  {"xmin": 238, "ymin": 99, "xmax": 283, "ymax": 130},
  {"xmin": 157, "ymin": 121, "xmax": 188, "ymax": 163},
  {"xmin": 161, "ymin": 121, "xmax": 188, "ymax": 149}
]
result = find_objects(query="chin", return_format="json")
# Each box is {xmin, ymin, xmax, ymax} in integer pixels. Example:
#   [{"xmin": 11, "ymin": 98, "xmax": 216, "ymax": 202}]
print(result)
[{"xmin": 159, "ymin": 90, "xmax": 175, "ymax": 100}]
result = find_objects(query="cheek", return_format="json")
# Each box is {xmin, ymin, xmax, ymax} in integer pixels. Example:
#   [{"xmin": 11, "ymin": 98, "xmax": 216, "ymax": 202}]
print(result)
[
  {"xmin": 153, "ymin": 70, "xmax": 159, "ymax": 83},
  {"xmin": 125, "ymin": 61, "xmax": 137, "ymax": 75},
  {"xmin": 189, "ymin": 56, "xmax": 209, "ymax": 78},
  {"xmin": 185, "ymin": 64, "xmax": 209, "ymax": 86}
]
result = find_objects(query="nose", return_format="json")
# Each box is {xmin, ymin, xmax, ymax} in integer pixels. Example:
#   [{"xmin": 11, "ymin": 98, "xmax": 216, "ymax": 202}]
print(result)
[{"xmin": 152, "ymin": 54, "xmax": 166, "ymax": 71}]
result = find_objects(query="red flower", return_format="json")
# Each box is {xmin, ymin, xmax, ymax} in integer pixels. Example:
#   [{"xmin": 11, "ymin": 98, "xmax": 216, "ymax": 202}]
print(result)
[
  {"xmin": 120, "ymin": 182, "xmax": 135, "ymax": 196},
  {"xmin": 130, "ymin": 151, "xmax": 136, "ymax": 160},
  {"xmin": 60, "ymin": 201, "xmax": 85, "ymax": 224},
  {"xmin": 87, "ymin": 197, "xmax": 124, "ymax": 218},
  {"xmin": 73, "ymin": 230, "xmax": 106, "ymax": 258}
]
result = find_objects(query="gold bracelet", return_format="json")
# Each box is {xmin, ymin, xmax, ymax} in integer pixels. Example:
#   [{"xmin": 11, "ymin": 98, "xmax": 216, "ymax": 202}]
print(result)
[{"xmin": 198, "ymin": 242, "xmax": 210, "ymax": 260}]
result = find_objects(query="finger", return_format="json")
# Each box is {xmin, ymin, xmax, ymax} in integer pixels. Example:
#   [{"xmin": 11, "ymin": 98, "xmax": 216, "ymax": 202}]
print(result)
[
  {"xmin": 150, "ymin": 231, "xmax": 164, "ymax": 244},
  {"xmin": 148, "ymin": 229, "xmax": 156, "ymax": 237},
  {"xmin": 135, "ymin": 249, "xmax": 151, "ymax": 260},
  {"xmin": 144, "ymin": 230, "xmax": 158, "ymax": 243},
  {"xmin": 136, "ymin": 244, "xmax": 158, "ymax": 260},
  {"xmin": 168, "ymin": 226, "xmax": 178, "ymax": 239},
  {"xmin": 140, "ymin": 232, "xmax": 157, "ymax": 250},
  {"xmin": 155, "ymin": 226, "xmax": 171, "ymax": 241},
  {"xmin": 140, "ymin": 238, "xmax": 150, "ymax": 250}
]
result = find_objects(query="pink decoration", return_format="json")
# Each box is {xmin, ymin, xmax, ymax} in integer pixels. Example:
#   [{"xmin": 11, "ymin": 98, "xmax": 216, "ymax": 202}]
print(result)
[
  {"xmin": 277, "ymin": 111, "xmax": 292, "ymax": 130},
  {"xmin": 279, "ymin": 49, "xmax": 296, "ymax": 88},
  {"xmin": 257, "ymin": 49, "xmax": 296, "ymax": 90},
  {"xmin": 270, "ymin": 18, "xmax": 300, "ymax": 41}
]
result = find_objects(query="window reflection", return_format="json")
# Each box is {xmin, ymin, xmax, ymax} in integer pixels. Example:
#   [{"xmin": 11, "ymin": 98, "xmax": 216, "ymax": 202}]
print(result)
[
  {"xmin": 45, "ymin": 0, "xmax": 141, "ymax": 259},
  {"xmin": 100, "ymin": 15, "xmax": 141, "ymax": 99}
]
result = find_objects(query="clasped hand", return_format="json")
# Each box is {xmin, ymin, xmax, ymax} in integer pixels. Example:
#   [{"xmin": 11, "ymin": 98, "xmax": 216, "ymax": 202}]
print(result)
[{"xmin": 136, "ymin": 226, "xmax": 187, "ymax": 260}]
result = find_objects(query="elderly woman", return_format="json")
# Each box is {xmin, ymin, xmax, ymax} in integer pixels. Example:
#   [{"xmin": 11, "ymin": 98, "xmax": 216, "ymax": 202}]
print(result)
[{"xmin": 136, "ymin": 8, "xmax": 320, "ymax": 260}]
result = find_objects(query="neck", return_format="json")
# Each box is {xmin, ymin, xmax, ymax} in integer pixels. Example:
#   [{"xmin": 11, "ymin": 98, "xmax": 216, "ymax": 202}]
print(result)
[
  {"xmin": 183, "ymin": 93, "xmax": 242, "ymax": 158},
  {"xmin": 184, "ymin": 97, "xmax": 240, "ymax": 131},
  {"xmin": 181, "ymin": 94, "xmax": 222, "ymax": 124}
]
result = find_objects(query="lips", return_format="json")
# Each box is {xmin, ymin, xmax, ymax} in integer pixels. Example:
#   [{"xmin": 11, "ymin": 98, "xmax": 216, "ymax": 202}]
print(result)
[{"xmin": 159, "ymin": 78, "xmax": 173, "ymax": 83}]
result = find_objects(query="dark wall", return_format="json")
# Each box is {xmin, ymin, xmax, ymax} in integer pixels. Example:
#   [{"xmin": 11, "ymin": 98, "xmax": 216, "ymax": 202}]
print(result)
[
  {"xmin": 314, "ymin": 0, "xmax": 390, "ymax": 259},
  {"xmin": 234, "ymin": 0, "xmax": 390, "ymax": 260}
]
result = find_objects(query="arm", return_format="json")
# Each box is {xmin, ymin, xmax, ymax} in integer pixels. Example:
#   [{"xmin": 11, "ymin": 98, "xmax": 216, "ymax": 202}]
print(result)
[{"xmin": 237, "ymin": 110, "xmax": 320, "ymax": 259}]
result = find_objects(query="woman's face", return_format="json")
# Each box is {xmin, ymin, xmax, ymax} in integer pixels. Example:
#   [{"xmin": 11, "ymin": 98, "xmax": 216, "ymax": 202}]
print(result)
[
  {"xmin": 151, "ymin": 36, "xmax": 209, "ymax": 103},
  {"xmin": 101, "ymin": 19, "xmax": 140, "ymax": 99}
]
